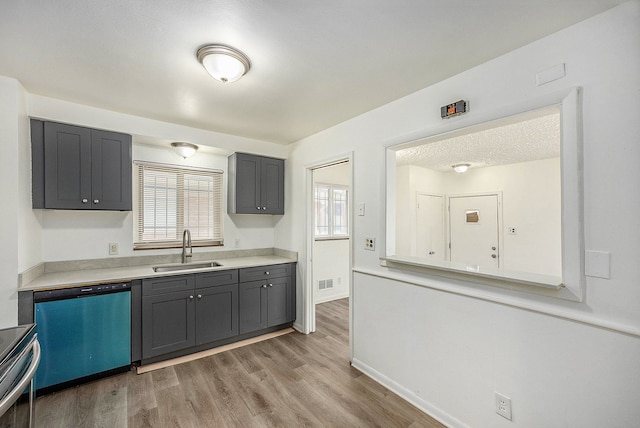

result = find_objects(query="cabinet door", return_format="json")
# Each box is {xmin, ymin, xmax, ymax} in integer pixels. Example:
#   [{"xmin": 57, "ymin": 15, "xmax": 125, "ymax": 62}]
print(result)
[
  {"xmin": 261, "ymin": 157, "xmax": 284, "ymax": 214},
  {"xmin": 196, "ymin": 284, "xmax": 238, "ymax": 345},
  {"xmin": 142, "ymin": 290, "xmax": 196, "ymax": 359},
  {"xmin": 233, "ymin": 153, "xmax": 262, "ymax": 214},
  {"xmin": 91, "ymin": 129, "xmax": 132, "ymax": 210},
  {"xmin": 266, "ymin": 276, "xmax": 291, "ymax": 327},
  {"xmin": 239, "ymin": 280, "xmax": 268, "ymax": 334},
  {"xmin": 43, "ymin": 122, "xmax": 92, "ymax": 209}
]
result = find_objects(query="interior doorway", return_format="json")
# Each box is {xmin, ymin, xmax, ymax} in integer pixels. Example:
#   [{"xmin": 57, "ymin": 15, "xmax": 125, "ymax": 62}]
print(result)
[
  {"xmin": 304, "ymin": 155, "xmax": 352, "ymax": 341},
  {"xmin": 416, "ymin": 193, "xmax": 446, "ymax": 261},
  {"xmin": 312, "ymin": 161, "xmax": 351, "ymax": 305}
]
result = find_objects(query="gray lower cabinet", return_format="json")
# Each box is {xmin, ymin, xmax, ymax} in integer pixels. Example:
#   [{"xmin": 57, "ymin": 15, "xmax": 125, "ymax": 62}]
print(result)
[
  {"xmin": 239, "ymin": 264, "xmax": 295, "ymax": 334},
  {"xmin": 139, "ymin": 264, "xmax": 294, "ymax": 362},
  {"xmin": 31, "ymin": 119, "xmax": 132, "ymax": 211},
  {"xmin": 142, "ymin": 270, "xmax": 238, "ymax": 359}
]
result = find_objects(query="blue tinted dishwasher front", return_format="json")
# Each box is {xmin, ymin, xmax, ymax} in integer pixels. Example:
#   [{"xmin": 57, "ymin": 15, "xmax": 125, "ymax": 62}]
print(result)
[{"xmin": 34, "ymin": 283, "xmax": 131, "ymax": 394}]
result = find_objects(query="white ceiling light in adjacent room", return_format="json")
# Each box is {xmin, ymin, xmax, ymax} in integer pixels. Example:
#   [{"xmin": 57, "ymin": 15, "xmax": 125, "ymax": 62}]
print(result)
[
  {"xmin": 452, "ymin": 163, "xmax": 471, "ymax": 173},
  {"xmin": 171, "ymin": 142, "xmax": 198, "ymax": 158},
  {"xmin": 196, "ymin": 44, "xmax": 251, "ymax": 83}
]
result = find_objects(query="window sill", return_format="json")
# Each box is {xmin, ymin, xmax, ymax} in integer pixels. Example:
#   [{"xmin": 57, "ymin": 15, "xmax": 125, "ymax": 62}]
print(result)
[
  {"xmin": 314, "ymin": 237, "xmax": 350, "ymax": 242},
  {"xmin": 380, "ymin": 255, "xmax": 563, "ymax": 290},
  {"xmin": 134, "ymin": 241, "xmax": 223, "ymax": 250}
]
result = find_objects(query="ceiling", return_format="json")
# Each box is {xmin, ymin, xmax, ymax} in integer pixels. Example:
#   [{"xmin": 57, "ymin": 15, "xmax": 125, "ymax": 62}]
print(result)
[
  {"xmin": 0, "ymin": 1, "xmax": 626, "ymax": 145},
  {"xmin": 396, "ymin": 106, "xmax": 560, "ymax": 172}
]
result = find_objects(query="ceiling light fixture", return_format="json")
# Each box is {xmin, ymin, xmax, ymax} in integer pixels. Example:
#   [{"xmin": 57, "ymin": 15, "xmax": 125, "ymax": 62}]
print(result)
[
  {"xmin": 452, "ymin": 163, "xmax": 471, "ymax": 173},
  {"xmin": 171, "ymin": 142, "xmax": 198, "ymax": 158},
  {"xmin": 196, "ymin": 44, "xmax": 251, "ymax": 83}
]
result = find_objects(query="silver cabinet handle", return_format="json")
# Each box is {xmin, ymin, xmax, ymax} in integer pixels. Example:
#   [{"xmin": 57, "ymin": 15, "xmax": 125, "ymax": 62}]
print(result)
[
  {"xmin": 428, "ymin": 251, "xmax": 435, "ymax": 255},
  {"xmin": 262, "ymin": 207, "xmax": 266, "ymax": 210},
  {"xmin": 268, "ymin": 283, "xmax": 273, "ymax": 287},
  {"xmin": 197, "ymin": 294, "xmax": 202, "ymax": 299},
  {"xmin": 256, "ymin": 206, "xmax": 261, "ymax": 210},
  {"xmin": 93, "ymin": 199, "xmax": 100, "ymax": 204},
  {"xmin": 82, "ymin": 198, "xmax": 88, "ymax": 203},
  {"xmin": 265, "ymin": 271, "xmax": 270, "ymax": 275},
  {"xmin": 261, "ymin": 284, "xmax": 267, "ymax": 288},
  {"xmin": 491, "ymin": 246, "xmax": 496, "ymax": 250},
  {"xmin": 491, "ymin": 254, "xmax": 497, "ymax": 259},
  {"xmin": 189, "ymin": 295, "xmax": 194, "ymax": 300}
]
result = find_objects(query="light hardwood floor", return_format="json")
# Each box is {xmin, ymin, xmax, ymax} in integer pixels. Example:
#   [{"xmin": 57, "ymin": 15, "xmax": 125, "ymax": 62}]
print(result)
[{"xmin": 33, "ymin": 298, "xmax": 444, "ymax": 427}]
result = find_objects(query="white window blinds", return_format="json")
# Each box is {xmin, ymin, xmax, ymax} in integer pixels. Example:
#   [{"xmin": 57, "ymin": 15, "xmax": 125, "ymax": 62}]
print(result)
[{"xmin": 134, "ymin": 161, "xmax": 223, "ymax": 249}]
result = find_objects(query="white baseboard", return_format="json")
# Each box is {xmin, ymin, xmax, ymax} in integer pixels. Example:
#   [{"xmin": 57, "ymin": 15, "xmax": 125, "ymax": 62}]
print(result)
[
  {"xmin": 314, "ymin": 291, "xmax": 349, "ymax": 304},
  {"xmin": 351, "ymin": 357, "xmax": 470, "ymax": 428}
]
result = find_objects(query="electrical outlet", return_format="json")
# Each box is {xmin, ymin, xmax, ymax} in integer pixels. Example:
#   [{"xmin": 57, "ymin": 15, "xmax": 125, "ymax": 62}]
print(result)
[
  {"xmin": 365, "ymin": 237, "xmax": 375, "ymax": 251},
  {"xmin": 495, "ymin": 392, "xmax": 512, "ymax": 420},
  {"xmin": 508, "ymin": 227, "xmax": 517, "ymax": 235},
  {"xmin": 109, "ymin": 243, "xmax": 119, "ymax": 255}
]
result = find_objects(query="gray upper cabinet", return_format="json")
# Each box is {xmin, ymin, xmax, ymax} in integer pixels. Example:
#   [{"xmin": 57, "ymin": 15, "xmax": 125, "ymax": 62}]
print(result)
[
  {"xmin": 31, "ymin": 119, "xmax": 132, "ymax": 211},
  {"xmin": 228, "ymin": 153, "xmax": 284, "ymax": 214}
]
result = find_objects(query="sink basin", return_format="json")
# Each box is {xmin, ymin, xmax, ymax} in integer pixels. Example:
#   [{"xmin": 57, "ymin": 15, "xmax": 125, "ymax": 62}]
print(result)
[{"xmin": 152, "ymin": 261, "xmax": 222, "ymax": 273}]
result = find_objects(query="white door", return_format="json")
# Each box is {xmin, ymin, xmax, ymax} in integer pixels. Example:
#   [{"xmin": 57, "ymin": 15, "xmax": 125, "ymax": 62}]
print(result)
[
  {"xmin": 416, "ymin": 194, "xmax": 445, "ymax": 261},
  {"xmin": 449, "ymin": 194, "xmax": 499, "ymax": 269}
]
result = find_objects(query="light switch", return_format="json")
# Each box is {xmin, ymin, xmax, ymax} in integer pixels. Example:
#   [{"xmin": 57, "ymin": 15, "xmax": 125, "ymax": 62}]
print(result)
[
  {"xmin": 358, "ymin": 203, "xmax": 365, "ymax": 216},
  {"xmin": 109, "ymin": 243, "xmax": 119, "ymax": 255},
  {"xmin": 585, "ymin": 250, "xmax": 610, "ymax": 279}
]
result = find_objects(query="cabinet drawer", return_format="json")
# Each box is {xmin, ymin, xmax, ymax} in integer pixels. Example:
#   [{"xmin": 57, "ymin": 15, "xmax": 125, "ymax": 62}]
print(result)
[
  {"xmin": 195, "ymin": 270, "xmax": 238, "ymax": 289},
  {"xmin": 143, "ymin": 275, "xmax": 194, "ymax": 296},
  {"xmin": 239, "ymin": 263, "xmax": 291, "ymax": 282}
]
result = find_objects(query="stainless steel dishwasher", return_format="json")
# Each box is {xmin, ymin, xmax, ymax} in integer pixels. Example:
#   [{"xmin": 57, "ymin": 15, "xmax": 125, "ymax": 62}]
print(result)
[{"xmin": 33, "ymin": 282, "xmax": 131, "ymax": 395}]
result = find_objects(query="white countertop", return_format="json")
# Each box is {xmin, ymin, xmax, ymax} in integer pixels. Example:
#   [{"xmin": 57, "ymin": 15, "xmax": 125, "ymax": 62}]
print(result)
[{"xmin": 20, "ymin": 255, "xmax": 297, "ymax": 291}]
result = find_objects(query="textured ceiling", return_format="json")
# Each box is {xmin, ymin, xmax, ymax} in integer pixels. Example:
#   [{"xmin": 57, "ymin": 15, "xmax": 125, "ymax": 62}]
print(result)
[
  {"xmin": 0, "ymin": 1, "xmax": 626, "ymax": 144},
  {"xmin": 396, "ymin": 106, "xmax": 560, "ymax": 171}
]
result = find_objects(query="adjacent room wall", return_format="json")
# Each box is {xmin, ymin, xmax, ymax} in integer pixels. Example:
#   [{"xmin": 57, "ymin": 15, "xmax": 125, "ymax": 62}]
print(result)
[
  {"xmin": 396, "ymin": 158, "xmax": 561, "ymax": 276},
  {"xmin": 278, "ymin": 2, "xmax": 640, "ymax": 427},
  {"xmin": 313, "ymin": 162, "xmax": 350, "ymax": 303}
]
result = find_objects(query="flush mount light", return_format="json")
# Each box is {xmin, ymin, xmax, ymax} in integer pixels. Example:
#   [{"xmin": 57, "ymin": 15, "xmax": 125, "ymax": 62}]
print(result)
[
  {"xmin": 171, "ymin": 142, "xmax": 198, "ymax": 158},
  {"xmin": 196, "ymin": 44, "xmax": 251, "ymax": 83},
  {"xmin": 452, "ymin": 163, "xmax": 471, "ymax": 173}
]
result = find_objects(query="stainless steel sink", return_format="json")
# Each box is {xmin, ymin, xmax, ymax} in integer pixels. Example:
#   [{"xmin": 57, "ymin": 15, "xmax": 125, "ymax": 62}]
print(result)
[{"xmin": 152, "ymin": 261, "xmax": 222, "ymax": 273}]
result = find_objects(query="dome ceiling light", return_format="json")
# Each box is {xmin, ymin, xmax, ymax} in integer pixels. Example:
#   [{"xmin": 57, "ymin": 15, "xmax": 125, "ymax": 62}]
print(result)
[
  {"xmin": 452, "ymin": 163, "xmax": 471, "ymax": 173},
  {"xmin": 171, "ymin": 142, "xmax": 199, "ymax": 158},
  {"xmin": 196, "ymin": 44, "xmax": 251, "ymax": 83}
]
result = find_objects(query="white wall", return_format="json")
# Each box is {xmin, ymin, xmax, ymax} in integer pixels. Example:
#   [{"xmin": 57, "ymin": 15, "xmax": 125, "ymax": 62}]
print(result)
[
  {"xmin": 397, "ymin": 158, "xmax": 562, "ymax": 276},
  {"xmin": 39, "ymin": 144, "xmax": 278, "ymax": 261},
  {"xmin": 278, "ymin": 2, "xmax": 640, "ymax": 427},
  {"xmin": 313, "ymin": 162, "xmax": 350, "ymax": 303}
]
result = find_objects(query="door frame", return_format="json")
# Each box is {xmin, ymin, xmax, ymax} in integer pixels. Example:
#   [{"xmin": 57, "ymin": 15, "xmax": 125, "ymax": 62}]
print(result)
[
  {"xmin": 304, "ymin": 152, "xmax": 354, "ymax": 357},
  {"xmin": 415, "ymin": 192, "xmax": 446, "ymax": 259},
  {"xmin": 446, "ymin": 191, "xmax": 503, "ymax": 267}
]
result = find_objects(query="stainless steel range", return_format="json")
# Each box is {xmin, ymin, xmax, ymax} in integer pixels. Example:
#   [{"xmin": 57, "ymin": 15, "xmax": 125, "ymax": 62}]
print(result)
[{"xmin": 0, "ymin": 324, "xmax": 40, "ymax": 428}]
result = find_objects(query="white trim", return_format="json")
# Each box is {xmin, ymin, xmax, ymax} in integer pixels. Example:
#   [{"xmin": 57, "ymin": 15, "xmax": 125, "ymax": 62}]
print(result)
[
  {"xmin": 384, "ymin": 87, "xmax": 583, "ymax": 301},
  {"xmin": 303, "ymin": 153, "xmax": 354, "ymax": 355},
  {"xmin": 351, "ymin": 357, "xmax": 471, "ymax": 428}
]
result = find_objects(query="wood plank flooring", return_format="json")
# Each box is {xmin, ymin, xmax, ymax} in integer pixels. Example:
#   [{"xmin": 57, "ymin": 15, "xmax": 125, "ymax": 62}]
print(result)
[{"xmin": 33, "ymin": 298, "xmax": 444, "ymax": 427}]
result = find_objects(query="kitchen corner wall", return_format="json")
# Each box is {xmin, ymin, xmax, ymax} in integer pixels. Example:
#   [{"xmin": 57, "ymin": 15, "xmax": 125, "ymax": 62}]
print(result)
[
  {"xmin": 0, "ymin": 76, "xmax": 42, "ymax": 327},
  {"xmin": 277, "ymin": 2, "xmax": 640, "ymax": 427}
]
